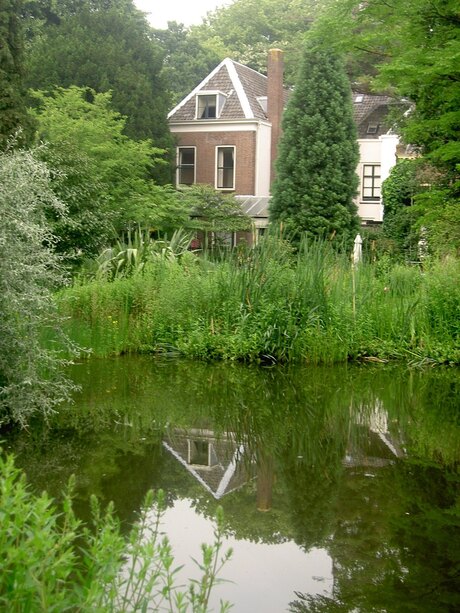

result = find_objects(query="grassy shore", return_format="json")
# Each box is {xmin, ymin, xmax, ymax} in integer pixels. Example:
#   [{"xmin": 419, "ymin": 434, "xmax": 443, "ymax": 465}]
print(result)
[{"xmin": 54, "ymin": 237, "xmax": 460, "ymax": 365}]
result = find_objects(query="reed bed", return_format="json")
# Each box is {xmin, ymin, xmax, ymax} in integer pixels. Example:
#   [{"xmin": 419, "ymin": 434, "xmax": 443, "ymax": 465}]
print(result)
[{"xmin": 55, "ymin": 237, "xmax": 460, "ymax": 364}]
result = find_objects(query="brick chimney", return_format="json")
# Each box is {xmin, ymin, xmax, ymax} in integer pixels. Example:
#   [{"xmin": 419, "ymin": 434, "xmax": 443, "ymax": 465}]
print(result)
[{"xmin": 267, "ymin": 48, "xmax": 284, "ymax": 186}]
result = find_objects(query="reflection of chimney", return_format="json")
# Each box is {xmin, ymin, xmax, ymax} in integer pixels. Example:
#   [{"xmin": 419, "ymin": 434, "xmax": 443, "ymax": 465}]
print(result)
[{"xmin": 267, "ymin": 48, "xmax": 284, "ymax": 187}]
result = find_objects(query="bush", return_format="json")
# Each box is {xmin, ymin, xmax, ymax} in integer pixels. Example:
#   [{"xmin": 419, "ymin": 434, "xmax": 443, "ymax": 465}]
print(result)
[
  {"xmin": 0, "ymin": 148, "xmax": 78, "ymax": 426},
  {"xmin": 0, "ymin": 451, "xmax": 232, "ymax": 612}
]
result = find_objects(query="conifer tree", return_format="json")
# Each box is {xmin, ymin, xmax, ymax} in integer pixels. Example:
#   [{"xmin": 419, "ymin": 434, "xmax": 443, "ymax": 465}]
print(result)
[
  {"xmin": 0, "ymin": 0, "xmax": 35, "ymax": 149},
  {"xmin": 270, "ymin": 45, "xmax": 360, "ymax": 245}
]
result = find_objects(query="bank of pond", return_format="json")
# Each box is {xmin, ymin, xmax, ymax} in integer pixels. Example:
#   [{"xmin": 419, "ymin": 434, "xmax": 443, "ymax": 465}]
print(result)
[
  {"xmin": 55, "ymin": 239, "xmax": 460, "ymax": 365},
  {"xmin": 3, "ymin": 357, "xmax": 460, "ymax": 611}
]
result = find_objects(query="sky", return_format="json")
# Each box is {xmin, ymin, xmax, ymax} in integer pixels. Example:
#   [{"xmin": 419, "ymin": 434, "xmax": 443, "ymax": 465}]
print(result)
[{"xmin": 134, "ymin": 0, "xmax": 230, "ymax": 29}]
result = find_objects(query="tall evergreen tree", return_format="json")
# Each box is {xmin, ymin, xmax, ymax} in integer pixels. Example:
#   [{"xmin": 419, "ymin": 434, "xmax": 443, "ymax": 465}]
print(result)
[
  {"xmin": 0, "ymin": 0, "xmax": 35, "ymax": 149},
  {"xmin": 270, "ymin": 46, "xmax": 360, "ymax": 245}
]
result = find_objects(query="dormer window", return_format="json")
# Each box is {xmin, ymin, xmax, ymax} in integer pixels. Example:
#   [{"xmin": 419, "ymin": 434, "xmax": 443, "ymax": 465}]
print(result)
[
  {"xmin": 196, "ymin": 91, "xmax": 226, "ymax": 119},
  {"xmin": 198, "ymin": 95, "xmax": 216, "ymax": 118},
  {"xmin": 367, "ymin": 123, "xmax": 379, "ymax": 134}
]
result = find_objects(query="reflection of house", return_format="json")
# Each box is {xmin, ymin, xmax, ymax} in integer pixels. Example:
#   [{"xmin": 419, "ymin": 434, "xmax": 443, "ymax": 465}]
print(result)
[
  {"xmin": 163, "ymin": 428, "xmax": 254, "ymax": 499},
  {"xmin": 344, "ymin": 405, "xmax": 406, "ymax": 468},
  {"xmin": 168, "ymin": 50, "xmax": 400, "ymax": 241}
]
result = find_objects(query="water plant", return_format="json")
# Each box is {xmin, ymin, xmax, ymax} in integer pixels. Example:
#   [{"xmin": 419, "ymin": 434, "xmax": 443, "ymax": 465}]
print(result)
[
  {"xmin": 55, "ymin": 235, "xmax": 460, "ymax": 365},
  {"xmin": 0, "ymin": 451, "xmax": 232, "ymax": 612}
]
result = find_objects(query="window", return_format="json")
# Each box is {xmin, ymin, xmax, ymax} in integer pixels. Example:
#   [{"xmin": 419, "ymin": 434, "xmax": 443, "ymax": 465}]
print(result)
[
  {"xmin": 177, "ymin": 147, "xmax": 195, "ymax": 185},
  {"xmin": 196, "ymin": 91, "xmax": 226, "ymax": 119},
  {"xmin": 367, "ymin": 123, "xmax": 379, "ymax": 134},
  {"xmin": 216, "ymin": 146, "xmax": 235, "ymax": 190},
  {"xmin": 362, "ymin": 164, "xmax": 381, "ymax": 201},
  {"xmin": 197, "ymin": 94, "xmax": 217, "ymax": 118},
  {"xmin": 187, "ymin": 439, "xmax": 218, "ymax": 467}
]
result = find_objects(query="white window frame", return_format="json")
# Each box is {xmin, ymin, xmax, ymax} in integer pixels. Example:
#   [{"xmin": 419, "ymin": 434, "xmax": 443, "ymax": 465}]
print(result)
[
  {"xmin": 362, "ymin": 164, "xmax": 381, "ymax": 201},
  {"xmin": 196, "ymin": 90, "xmax": 226, "ymax": 119},
  {"xmin": 367, "ymin": 123, "xmax": 379, "ymax": 135},
  {"xmin": 176, "ymin": 146, "xmax": 196, "ymax": 186},
  {"xmin": 187, "ymin": 439, "xmax": 218, "ymax": 468},
  {"xmin": 215, "ymin": 146, "xmax": 236, "ymax": 191}
]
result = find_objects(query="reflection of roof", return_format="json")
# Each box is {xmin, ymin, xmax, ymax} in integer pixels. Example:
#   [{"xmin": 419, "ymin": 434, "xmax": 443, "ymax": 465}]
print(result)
[
  {"xmin": 236, "ymin": 196, "xmax": 270, "ymax": 219},
  {"xmin": 163, "ymin": 429, "xmax": 254, "ymax": 499},
  {"xmin": 343, "ymin": 420, "xmax": 405, "ymax": 468}
]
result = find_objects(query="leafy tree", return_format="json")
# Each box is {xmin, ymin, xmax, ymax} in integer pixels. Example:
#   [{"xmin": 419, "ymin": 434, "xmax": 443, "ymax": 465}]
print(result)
[
  {"xmin": 0, "ymin": 0, "xmax": 35, "ymax": 149},
  {"xmin": 152, "ymin": 22, "xmax": 222, "ymax": 107},
  {"xmin": 382, "ymin": 158, "xmax": 460, "ymax": 259},
  {"xmin": 309, "ymin": 0, "xmax": 460, "ymax": 237},
  {"xmin": 381, "ymin": 159, "xmax": 426, "ymax": 259},
  {"xmin": 178, "ymin": 184, "xmax": 252, "ymax": 248},
  {"xmin": 192, "ymin": 0, "xmax": 319, "ymax": 85},
  {"xmin": 0, "ymin": 148, "xmax": 77, "ymax": 426},
  {"xmin": 25, "ymin": 0, "xmax": 174, "ymax": 182},
  {"xmin": 32, "ymin": 87, "xmax": 189, "ymax": 261},
  {"xmin": 270, "ymin": 45, "xmax": 360, "ymax": 245}
]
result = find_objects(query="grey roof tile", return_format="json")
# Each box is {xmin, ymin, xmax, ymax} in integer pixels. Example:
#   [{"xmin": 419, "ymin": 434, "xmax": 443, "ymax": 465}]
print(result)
[
  {"xmin": 169, "ymin": 60, "xmax": 394, "ymax": 137},
  {"xmin": 352, "ymin": 93, "xmax": 396, "ymax": 138}
]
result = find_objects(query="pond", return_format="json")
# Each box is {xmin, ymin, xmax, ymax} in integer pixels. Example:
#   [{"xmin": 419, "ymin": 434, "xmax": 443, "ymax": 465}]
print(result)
[{"xmin": 5, "ymin": 357, "xmax": 460, "ymax": 612}]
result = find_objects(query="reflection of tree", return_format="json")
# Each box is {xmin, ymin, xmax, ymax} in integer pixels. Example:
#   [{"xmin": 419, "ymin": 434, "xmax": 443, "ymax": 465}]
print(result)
[
  {"xmin": 290, "ymin": 463, "xmax": 460, "ymax": 612},
  {"xmin": 6, "ymin": 354, "xmax": 460, "ymax": 608},
  {"xmin": 281, "ymin": 455, "xmax": 343, "ymax": 553},
  {"xmin": 256, "ymin": 452, "xmax": 275, "ymax": 511}
]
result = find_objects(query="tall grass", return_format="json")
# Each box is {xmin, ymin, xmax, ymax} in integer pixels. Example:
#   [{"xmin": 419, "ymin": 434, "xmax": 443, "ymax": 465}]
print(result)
[{"xmin": 54, "ymin": 237, "xmax": 460, "ymax": 364}]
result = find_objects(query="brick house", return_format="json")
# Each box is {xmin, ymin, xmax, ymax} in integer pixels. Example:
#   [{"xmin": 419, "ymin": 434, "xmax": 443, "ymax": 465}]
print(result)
[{"xmin": 168, "ymin": 50, "xmax": 399, "ymax": 242}]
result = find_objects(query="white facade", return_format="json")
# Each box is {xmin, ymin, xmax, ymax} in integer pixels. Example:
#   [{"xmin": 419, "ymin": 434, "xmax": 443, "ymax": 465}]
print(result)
[{"xmin": 356, "ymin": 134, "xmax": 399, "ymax": 223}]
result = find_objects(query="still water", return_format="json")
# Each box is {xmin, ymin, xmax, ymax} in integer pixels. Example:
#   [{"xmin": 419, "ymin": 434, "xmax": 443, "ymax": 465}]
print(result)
[{"xmin": 6, "ymin": 357, "xmax": 460, "ymax": 612}]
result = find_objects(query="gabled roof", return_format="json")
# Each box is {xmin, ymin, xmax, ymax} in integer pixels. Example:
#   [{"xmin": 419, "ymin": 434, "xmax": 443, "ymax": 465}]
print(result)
[
  {"xmin": 352, "ymin": 92, "xmax": 396, "ymax": 138},
  {"xmin": 168, "ymin": 58, "xmax": 285, "ymax": 122},
  {"xmin": 168, "ymin": 57, "xmax": 395, "ymax": 138}
]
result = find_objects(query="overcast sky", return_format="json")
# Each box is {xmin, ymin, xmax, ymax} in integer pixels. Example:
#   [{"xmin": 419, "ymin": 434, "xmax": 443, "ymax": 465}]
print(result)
[{"xmin": 134, "ymin": 0, "xmax": 230, "ymax": 29}]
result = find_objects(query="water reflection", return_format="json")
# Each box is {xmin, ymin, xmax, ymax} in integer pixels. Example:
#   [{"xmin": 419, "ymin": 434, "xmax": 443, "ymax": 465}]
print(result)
[
  {"xmin": 163, "ymin": 428, "xmax": 253, "ymax": 499},
  {"xmin": 5, "ymin": 357, "xmax": 460, "ymax": 611}
]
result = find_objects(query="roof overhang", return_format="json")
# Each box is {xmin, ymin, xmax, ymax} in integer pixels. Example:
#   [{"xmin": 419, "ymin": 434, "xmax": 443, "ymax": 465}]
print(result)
[{"xmin": 169, "ymin": 119, "xmax": 271, "ymax": 133}]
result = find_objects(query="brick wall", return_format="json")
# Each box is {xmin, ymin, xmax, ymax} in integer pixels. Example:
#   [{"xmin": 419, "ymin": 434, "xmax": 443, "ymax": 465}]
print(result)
[{"xmin": 175, "ymin": 131, "xmax": 257, "ymax": 195}]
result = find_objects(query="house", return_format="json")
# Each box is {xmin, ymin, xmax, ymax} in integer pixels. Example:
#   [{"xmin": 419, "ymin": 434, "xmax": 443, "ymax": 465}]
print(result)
[{"xmin": 168, "ymin": 50, "xmax": 400, "ymax": 242}]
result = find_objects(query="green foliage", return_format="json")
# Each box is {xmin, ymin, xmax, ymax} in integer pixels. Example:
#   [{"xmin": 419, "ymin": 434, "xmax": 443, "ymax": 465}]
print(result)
[
  {"xmin": 270, "ymin": 45, "xmax": 360, "ymax": 246},
  {"xmin": 179, "ymin": 184, "xmax": 252, "ymax": 244},
  {"xmin": 383, "ymin": 158, "xmax": 460, "ymax": 259},
  {"xmin": 56, "ymin": 236, "xmax": 460, "ymax": 364},
  {"xmin": 0, "ymin": 147, "xmax": 78, "ymax": 426},
  {"xmin": 192, "ymin": 0, "xmax": 319, "ymax": 85},
  {"xmin": 32, "ymin": 87, "xmax": 189, "ymax": 257},
  {"xmin": 422, "ymin": 200, "xmax": 460, "ymax": 257},
  {"xmin": 0, "ymin": 451, "xmax": 232, "ymax": 611},
  {"xmin": 153, "ymin": 22, "xmax": 222, "ymax": 107},
  {"xmin": 0, "ymin": 0, "xmax": 35, "ymax": 149},
  {"xmin": 25, "ymin": 0, "xmax": 174, "ymax": 182},
  {"xmin": 93, "ymin": 228, "xmax": 194, "ymax": 280},
  {"xmin": 309, "ymin": 0, "xmax": 460, "ymax": 209},
  {"xmin": 382, "ymin": 159, "xmax": 425, "ymax": 259}
]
